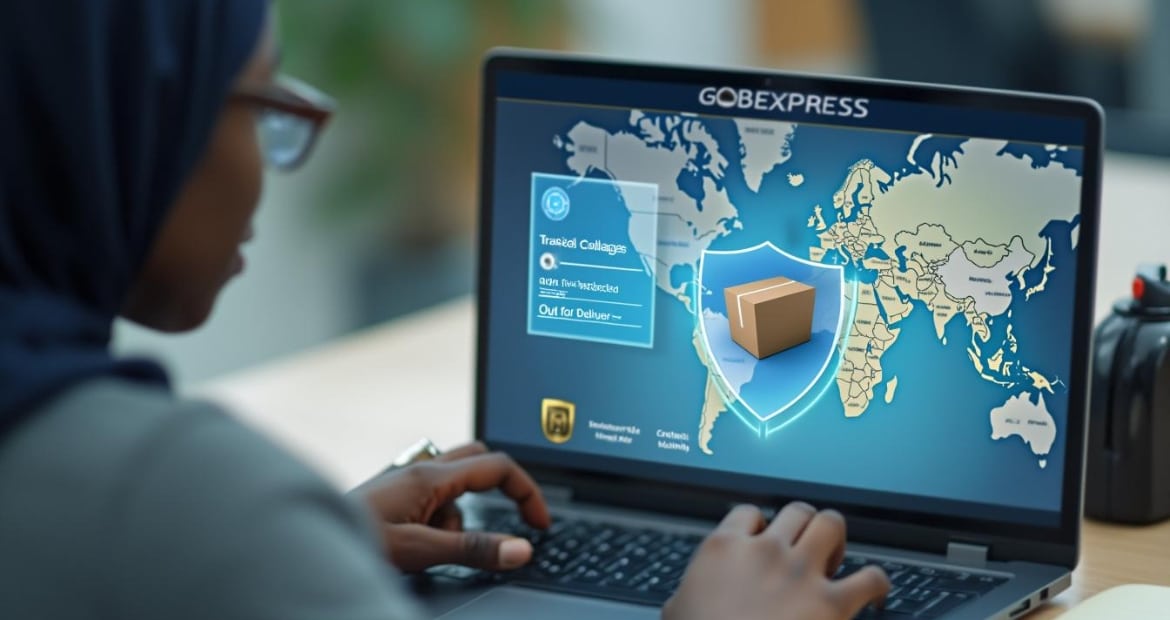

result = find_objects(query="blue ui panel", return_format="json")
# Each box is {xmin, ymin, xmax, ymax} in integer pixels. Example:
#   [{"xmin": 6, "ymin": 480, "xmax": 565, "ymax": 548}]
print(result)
[{"xmin": 527, "ymin": 173, "xmax": 659, "ymax": 348}]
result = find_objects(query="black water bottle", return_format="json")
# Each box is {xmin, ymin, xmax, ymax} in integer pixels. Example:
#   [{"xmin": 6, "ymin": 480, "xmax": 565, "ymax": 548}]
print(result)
[{"xmin": 1085, "ymin": 265, "xmax": 1170, "ymax": 524}]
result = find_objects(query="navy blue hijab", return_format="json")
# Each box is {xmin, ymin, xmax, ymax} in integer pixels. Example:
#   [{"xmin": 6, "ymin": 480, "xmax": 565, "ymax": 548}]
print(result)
[{"xmin": 0, "ymin": 0, "xmax": 268, "ymax": 434}]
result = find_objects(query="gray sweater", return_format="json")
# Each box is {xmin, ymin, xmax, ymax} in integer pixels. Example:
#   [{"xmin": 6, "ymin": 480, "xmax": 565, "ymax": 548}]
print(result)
[{"xmin": 0, "ymin": 378, "xmax": 424, "ymax": 619}]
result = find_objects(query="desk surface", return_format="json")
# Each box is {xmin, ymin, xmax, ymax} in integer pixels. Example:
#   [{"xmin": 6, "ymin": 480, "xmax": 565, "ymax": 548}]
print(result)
[{"xmin": 198, "ymin": 297, "xmax": 1170, "ymax": 618}]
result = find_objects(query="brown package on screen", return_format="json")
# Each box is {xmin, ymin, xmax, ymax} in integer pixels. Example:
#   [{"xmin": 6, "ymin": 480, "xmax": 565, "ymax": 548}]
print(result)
[{"xmin": 724, "ymin": 276, "xmax": 816, "ymax": 359}]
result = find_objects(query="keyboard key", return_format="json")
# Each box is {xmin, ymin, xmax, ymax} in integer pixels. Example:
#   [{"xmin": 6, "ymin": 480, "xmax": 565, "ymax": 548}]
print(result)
[
  {"xmin": 884, "ymin": 597, "xmax": 929, "ymax": 614},
  {"xmin": 891, "ymin": 571, "xmax": 923, "ymax": 587},
  {"xmin": 600, "ymin": 557, "xmax": 625, "ymax": 573},
  {"xmin": 611, "ymin": 532, "xmax": 636, "ymax": 547},
  {"xmin": 854, "ymin": 605, "xmax": 914, "ymax": 618},
  {"xmin": 598, "ymin": 571, "xmax": 626, "ymax": 587},
  {"xmin": 930, "ymin": 574, "xmax": 1006, "ymax": 594},
  {"xmin": 917, "ymin": 591, "xmax": 974, "ymax": 618},
  {"xmin": 903, "ymin": 587, "xmax": 936, "ymax": 602},
  {"xmin": 650, "ymin": 577, "xmax": 679, "ymax": 592}
]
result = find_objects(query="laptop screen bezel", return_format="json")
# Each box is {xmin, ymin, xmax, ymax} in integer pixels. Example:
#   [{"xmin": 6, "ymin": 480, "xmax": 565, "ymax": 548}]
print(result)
[{"xmin": 474, "ymin": 49, "xmax": 1102, "ymax": 568}]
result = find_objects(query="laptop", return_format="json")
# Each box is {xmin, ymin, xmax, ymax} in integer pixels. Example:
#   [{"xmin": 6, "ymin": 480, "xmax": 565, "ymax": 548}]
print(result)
[{"xmin": 413, "ymin": 49, "xmax": 1103, "ymax": 619}]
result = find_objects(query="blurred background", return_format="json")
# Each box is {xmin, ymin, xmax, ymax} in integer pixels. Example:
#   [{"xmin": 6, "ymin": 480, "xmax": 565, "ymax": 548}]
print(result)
[{"xmin": 114, "ymin": 0, "xmax": 1170, "ymax": 387}]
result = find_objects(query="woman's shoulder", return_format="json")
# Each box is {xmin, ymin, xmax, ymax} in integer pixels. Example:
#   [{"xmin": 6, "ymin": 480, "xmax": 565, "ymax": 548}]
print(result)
[
  {"xmin": 0, "ymin": 380, "xmax": 423, "ymax": 619},
  {"xmin": 1, "ymin": 378, "xmax": 209, "ymax": 490},
  {"xmin": 2, "ymin": 378, "xmax": 280, "ymax": 486},
  {"xmin": 0, "ymin": 377, "xmax": 340, "ymax": 532},
  {"xmin": 0, "ymin": 377, "xmax": 346, "ymax": 511}
]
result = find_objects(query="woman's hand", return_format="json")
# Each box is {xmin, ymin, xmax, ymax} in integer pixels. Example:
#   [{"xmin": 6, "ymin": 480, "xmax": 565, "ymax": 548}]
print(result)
[
  {"xmin": 355, "ymin": 442, "xmax": 550, "ymax": 573},
  {"xmin": 664, "ymin": 503, "xmax": 890, "ymax": 620}
]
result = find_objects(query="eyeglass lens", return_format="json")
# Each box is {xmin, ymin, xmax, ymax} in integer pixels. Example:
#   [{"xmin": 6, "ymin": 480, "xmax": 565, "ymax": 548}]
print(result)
[{"xmin": 257, "ymin": 110, "xmax": 315, "ymax": 170}]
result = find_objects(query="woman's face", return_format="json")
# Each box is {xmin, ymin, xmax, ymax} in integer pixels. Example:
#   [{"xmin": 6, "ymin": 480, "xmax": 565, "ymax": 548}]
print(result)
[{"xmin": 121, "ymin": 19, "xmax": 277, "ymax": 333}]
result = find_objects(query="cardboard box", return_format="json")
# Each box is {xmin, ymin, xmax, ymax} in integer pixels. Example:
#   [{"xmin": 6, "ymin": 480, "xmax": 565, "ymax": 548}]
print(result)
[{"xmin": 724, "ymin": 276, "xmax": 815, "ymax": 359}]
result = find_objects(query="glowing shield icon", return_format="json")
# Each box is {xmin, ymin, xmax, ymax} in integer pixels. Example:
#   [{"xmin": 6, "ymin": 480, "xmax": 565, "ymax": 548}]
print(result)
[
  {"xmin": 541, "ymin": 398, "xmax": 575, "ymax": 444},
  {"xmin": 696, "ymin": 242, "xmax": 852, "ymax": 432}
]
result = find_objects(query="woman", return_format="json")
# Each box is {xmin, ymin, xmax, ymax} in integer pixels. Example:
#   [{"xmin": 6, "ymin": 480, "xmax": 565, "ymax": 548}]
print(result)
[{"xmin": 0, "ymin": 1, "xmax": 888, "ymax": 618}]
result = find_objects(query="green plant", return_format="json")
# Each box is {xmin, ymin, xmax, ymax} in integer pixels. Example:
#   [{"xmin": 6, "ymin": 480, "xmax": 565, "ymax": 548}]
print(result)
[{"xmin": 278, "ymin": 1, "xmax": 565, "ymax": 240}]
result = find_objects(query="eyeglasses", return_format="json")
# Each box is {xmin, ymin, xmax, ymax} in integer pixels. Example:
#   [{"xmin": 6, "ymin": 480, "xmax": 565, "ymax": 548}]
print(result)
[{"xmin": 232, "ymin": 75, "xmax": 335, "ymax": 172}]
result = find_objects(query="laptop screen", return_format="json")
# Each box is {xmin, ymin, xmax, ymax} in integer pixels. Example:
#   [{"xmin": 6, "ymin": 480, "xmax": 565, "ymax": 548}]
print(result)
[{"xmin": 479, "ymin": 59, "xmax": 1094, "ymax": 529}]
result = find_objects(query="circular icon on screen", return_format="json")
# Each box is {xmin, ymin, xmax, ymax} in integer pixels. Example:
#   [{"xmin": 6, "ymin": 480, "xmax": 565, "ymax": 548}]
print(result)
[
  {"xmin": 539, "ymin": 252, "xmax": 557, "ymax": 271},
  {"xmin": 541, "ymin": 186, "xmax": 570, "ymax": 221}
]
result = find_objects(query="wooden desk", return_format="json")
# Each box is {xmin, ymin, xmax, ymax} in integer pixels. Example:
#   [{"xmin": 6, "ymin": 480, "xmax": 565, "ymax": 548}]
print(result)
[
  {"xmin": 1054, "ymin": 519, "xmax": 1170, "ymax": 617},
  {"xmin": 197, "ymin": 297, "xmax": 1170, "ymax": 617}
]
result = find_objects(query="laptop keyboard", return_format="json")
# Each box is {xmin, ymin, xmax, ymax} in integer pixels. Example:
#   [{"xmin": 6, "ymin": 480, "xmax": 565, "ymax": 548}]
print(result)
[
  {"xmin": 426, "ymin": 508, "xmax": 1009, "ymax": 617},
  {"xmin": 846, "ymin": 556, "xmax": 1007, "ymax": 618}
]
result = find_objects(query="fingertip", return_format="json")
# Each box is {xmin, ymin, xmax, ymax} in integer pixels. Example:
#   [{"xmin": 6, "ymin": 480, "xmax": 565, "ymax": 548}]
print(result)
[
  {"xmin": 498, "ymin": 537, "xmax": 532, "ymax": 570},
  {"xmin": 511, "ymin": 479, "xmax": 551, "ymax": 529},
  {"xmin": 537, "ymin": 509, "xmax": 553, "ymax": 529},
  {"xmin": 536, "ymin": 490, "xmax": 553, "ymax": 526},
  {"xmin": 764, "ymin": 501, "xmax": 819, "ymax": 542},
  {"xmin": 717, "ymin": 503, "xmax": 766, "ymax": 534},
  {"xmin": 833, "ymin": 564, "xmax": 892, "ymax": 613},
  {"xmin": 524, "ymin": 500, "xmax": 553, "ymax": 529},
  {"xmin": 789, "ymin": 501, "xmax": 817, "ymax": 514},
  {"xmin": 819, "ymin": 508, "xmax": 846, "ymax": 526},
  {"xmin": 866, "ymin": 564, "xmax": 891, "ymax": 582},
  {"xmin": 859, "ymin": 564, "xmax": 892, "ymax": 596},
  {"xmin": 726, "ymin": 503, "xmax": 758, "ymax": 521}
]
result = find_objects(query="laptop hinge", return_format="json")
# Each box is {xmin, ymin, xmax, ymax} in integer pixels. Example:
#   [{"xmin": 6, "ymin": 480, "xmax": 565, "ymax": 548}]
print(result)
[{"xmin": 946, "ymin": 542, "xmax": 989, "ymax": 569}]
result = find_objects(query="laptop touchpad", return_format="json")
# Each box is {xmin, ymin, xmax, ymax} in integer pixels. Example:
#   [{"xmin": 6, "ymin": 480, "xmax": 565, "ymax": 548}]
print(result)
[{"xmin": 437, "ymin": 586, "xmax": 657, "ymax": 620}]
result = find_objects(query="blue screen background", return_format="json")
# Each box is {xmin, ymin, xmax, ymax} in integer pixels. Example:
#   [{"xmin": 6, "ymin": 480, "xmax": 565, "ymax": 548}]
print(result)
[{"xmin": 483, "ymin": 83, "xmax": 1085, "ymax": 523}]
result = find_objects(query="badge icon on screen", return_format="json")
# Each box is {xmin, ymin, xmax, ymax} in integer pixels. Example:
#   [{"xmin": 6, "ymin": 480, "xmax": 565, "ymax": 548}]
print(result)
[
  {"xmin": 541, "ymin": 398, "xmax": 575, "ymax": 444},
  {"xmin": 541, "ymin": 186, "xmax": 570, "ymax": 221}
]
